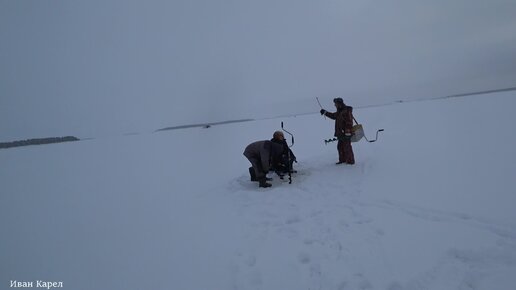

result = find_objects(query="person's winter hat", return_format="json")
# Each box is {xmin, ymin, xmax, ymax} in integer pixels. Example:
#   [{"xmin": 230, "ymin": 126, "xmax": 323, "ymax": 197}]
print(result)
[
  {"xmin": 333, "ymin": 97, "xmax": 344, "ymax": 104},
  {"xmin": 273, "ymin": 131, "xmax": 284, "ymax": 140}
]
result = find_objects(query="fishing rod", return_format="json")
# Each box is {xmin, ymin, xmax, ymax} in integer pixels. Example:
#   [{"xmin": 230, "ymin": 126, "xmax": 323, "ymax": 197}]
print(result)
[{"xmin": 316, "ymin": 97, "xmax": 326, "ymax": 119}]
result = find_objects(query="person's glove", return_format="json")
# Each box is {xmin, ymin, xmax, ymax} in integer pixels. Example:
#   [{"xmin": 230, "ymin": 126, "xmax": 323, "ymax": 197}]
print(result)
[{"xmin": 320, "ymin": 109, "xmax": 326, "ymax": 115}]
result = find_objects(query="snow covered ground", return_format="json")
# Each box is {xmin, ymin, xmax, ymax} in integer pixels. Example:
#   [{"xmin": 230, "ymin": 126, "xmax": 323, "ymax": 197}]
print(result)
[{"xmin": 1, "ymin": 91, "xmax": 516, "ymax": 290}]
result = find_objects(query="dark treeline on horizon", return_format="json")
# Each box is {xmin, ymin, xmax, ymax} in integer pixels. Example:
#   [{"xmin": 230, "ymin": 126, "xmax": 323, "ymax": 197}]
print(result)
[{"xmin": 0, "ymin": 136, "xmax": 80, "ymax": 149}]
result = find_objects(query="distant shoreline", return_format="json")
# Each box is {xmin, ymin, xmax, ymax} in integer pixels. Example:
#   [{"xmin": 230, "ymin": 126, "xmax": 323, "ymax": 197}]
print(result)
[
  {"xmin": 155, "ymin": 118, "xmax": 254, "ymax": 132},
  {"xmin": 0, "ymin": 136, "xmax": 80, "ymax": 149}
]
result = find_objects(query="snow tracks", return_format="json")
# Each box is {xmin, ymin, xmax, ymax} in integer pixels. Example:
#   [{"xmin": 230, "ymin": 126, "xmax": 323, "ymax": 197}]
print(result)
[{"xmin": 224, "ymin": 154, "xmax": 516, "ymax": 289}]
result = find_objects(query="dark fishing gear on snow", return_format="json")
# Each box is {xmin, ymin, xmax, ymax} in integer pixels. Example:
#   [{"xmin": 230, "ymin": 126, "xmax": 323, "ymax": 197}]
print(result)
[{"xmin": 281, "ymin": 121, "xmax": 296, "ymax": 184}]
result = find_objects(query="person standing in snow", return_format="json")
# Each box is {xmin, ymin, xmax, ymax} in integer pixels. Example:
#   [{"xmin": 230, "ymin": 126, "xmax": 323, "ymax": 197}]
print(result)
[
  {"xmin": 243, "ymin": 140, "xmax": 284, "ymax": 188},
  {"xmin": 270, "ymin": 131, "xmax": 297, "ymax": 177},
  {"xmin": 320, "ymin": 97, "xmax": 355, "ymax": 165}
]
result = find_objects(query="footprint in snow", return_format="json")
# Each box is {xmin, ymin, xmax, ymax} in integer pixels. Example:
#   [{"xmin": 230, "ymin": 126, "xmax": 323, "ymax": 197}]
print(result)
[
  {"xmin": 298, "ymin": 252, "xmax": 311, "ymax": 264},
  {"xmin": 285, "ymin": 215, "xmax": 301, "ymax": 224},
  {"xmin": 245, "ymin": 255, "xmax": 257, "ymax": 267}
]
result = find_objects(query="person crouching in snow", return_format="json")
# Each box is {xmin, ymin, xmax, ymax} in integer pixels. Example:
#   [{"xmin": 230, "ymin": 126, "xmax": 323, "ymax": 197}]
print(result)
[
  {"xmin": 243, "ymin": 140, "xmax": 284, "ymax": 188},
  {"xmin": 320, "ymin": 97, "xmax": 355, "ymax": 165},
  {"xmin": 270, "ymin": 131, "xmax": 297, "ymax": 178}
]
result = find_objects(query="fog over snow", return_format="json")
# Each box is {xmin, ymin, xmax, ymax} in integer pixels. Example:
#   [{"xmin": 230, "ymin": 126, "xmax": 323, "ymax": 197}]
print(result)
[
  {"xmin": 2, "ymin": 0, "xmax": 516, "ymax": 139},
  {"xmin": 1, "ymin": 91, "xmax": 516, "ymax": 290}
]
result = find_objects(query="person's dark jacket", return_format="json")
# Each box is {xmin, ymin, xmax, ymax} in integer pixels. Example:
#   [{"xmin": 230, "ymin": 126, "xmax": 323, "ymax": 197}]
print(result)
[
  {"xmin": 243, "ymin": 140, "xmax": 284, "ymax": 174},
  {"xmin": 324, "ymin": 105, "xmax": 354, "ymax": 138},
  {"xmin": 270, "ymin": 138, "xmax": 296, "ymax": 163}
]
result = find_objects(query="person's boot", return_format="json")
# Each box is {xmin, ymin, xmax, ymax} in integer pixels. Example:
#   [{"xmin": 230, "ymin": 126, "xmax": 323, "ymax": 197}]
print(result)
[
  {"xmin": 258, "ymin": 178, "xmax": 272, "ymax": 188},
  {"xmin": 249, "ymin": 167, "xmax": 258, "ymax": 182}
]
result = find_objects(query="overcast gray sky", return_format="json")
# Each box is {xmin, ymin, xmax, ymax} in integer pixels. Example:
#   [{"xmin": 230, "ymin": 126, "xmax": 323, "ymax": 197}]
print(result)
[{"xmin": 2, "ymin": 0, "xmax": 516, "ymax": 139}]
